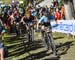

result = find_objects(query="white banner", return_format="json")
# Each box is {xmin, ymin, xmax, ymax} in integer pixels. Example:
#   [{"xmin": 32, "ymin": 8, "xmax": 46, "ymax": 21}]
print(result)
[{"xmin": 51, "ymin": 20, "xmax": 75, "ymax": 35}]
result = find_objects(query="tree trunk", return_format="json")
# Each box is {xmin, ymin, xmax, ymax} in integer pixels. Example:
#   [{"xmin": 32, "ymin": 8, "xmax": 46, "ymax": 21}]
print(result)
[
  {"xmin": 73, "ymin": 0, "xmax": 75, "ymax": 18},
  {"xmin": 73, "ymin": 0, "xmax": 75, "ymax": 11},
  {"xmin": 64, "ymin": 0, "xmax": 73, "ymax": 20}
]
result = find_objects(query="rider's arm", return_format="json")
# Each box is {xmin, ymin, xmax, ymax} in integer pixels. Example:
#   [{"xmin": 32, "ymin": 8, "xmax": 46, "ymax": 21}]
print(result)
[
  {"xmin": 8, "ymin": 16, "xmax": 11, "ymax": 21},
  {"xmin": 20, "ymin": 16, "xmax": 25, "ymax": 22},
  {"xmin": 21, "ymin": 16, "xmax": 26, "ymax": 25},
  {"xmin": 20, "ymin": 16, "xmax": 24, "ymax": 22},
  {"xmin": 37, "ymin": 16, "xmax": 44, "ymax": 29},
  {"xmin": 38, "ymin": 16, "xmax": 45, "ymax": 24}
]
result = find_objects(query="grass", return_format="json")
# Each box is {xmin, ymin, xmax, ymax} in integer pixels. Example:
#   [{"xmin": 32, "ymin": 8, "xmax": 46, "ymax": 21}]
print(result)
[
  {"xmin": 0, "ymin": 0, "xmax": 23, "ymax": 4},
  {"xmin": 0, "ymin": 0, "xmax": 11, "ymax": 4},
  {"xmin": 0, "ymin": 0, "xmax": 44, "ymax": 4},
  {"xmin": 3, "ymin": 32, "xmax": 75, "ymax": 60}
]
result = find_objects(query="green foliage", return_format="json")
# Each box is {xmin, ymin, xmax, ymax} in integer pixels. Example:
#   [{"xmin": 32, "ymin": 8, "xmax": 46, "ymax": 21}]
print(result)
[
  {"xmin": 59, "ymin": 0, "xmax": 64, "ymax": 8},
  {"xmin": 19, "ymin": 0, "xmax": 27, "ymax": 9},
  {"xmin": 0, "ymin": 0, "xmax": 11, "ymax": 4},
  {"xmin": 19, "ymin": 3, "xmax": 24, "ymax": 8},
  {"xmin": 23, "ymin": 0, "xmax": 27, "ymax": 7}
]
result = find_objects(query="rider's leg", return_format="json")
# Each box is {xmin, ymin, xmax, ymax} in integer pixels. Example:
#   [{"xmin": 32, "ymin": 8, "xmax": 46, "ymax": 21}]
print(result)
[
  {"xmin": 25, "ymin": 25, "xmax": 29, "ymax": 31},
  {"xmin": 25, "ymin": 24, "xmax": 32, "ymax": 42},
  {"xmin": 15, "ymin": 22, "xmax": 20, "ymax": 36},
  {"xmin": 0, "ymin": 48, "xmax": 4, "ymax": 60},
  {"xmin": 41, "ymin": 26, "xmax": 48, "ymax": 48},
  {"xmin": 49, "ymin": 33, "xmax": 57, "ymax": 55}
]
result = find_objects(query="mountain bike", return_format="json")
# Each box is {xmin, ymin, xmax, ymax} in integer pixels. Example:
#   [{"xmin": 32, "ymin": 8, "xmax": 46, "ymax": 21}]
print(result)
[{"xmin": 41, "ymin": 25, "xmax": 57, "ymax": 56}]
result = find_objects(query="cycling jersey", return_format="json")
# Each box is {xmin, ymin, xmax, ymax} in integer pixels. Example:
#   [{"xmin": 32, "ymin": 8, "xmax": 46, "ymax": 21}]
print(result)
[
  {"xmin": 38, "ymin": 15, "xmax": 51, "ymax": 26},
  {"xmin": 38, "ymin": 15, "xmax": 48, "ymax": 23}
]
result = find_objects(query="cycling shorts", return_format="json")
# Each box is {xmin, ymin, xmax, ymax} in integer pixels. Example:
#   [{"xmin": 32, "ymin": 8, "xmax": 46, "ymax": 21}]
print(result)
[{"xmin": 41, "ymin": 22, "xmax": 51, "ymax": 27}]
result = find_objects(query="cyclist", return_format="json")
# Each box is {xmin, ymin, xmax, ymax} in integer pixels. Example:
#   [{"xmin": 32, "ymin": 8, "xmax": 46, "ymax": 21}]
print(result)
[
  {"xmin": 20, "ymin": 10, "xmax": 35, "ymax": 30},
  {"xmin": 37, "ymin": 12, "xmax": 57, "ymax": 56},
  {"xmin": 37, "ymin": 12, "xmax": 51, "ymax": 47},
  {"xmin": 20, "ymin": 8, "xmax": 35, "ymax": 42}
]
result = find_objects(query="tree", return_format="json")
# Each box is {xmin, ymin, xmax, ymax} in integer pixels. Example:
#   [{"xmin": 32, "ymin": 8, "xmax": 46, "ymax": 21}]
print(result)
[
  {"xmin": 23, "ymin": 0, "xmax": 28, "ymax": 8},
  {"xmin": 64, "ymin": 0, "xmax": 73, "ymax": 20},
  {"xmin": 19, "ymin": 0, "xmax": 28, "ymax": 9},
  {"xmin": 73, "ymin": 0, "xmax": 75, "ymax": 18},
  {"xmin": 73, "ymin": 0, "xmax": 75, "ymax": 11}
]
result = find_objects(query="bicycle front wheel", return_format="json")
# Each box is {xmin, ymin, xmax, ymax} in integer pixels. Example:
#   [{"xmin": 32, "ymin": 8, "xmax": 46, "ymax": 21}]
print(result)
[{"xmin": 47, "ymin": 33, "xmax": 57, "ymax": 55}]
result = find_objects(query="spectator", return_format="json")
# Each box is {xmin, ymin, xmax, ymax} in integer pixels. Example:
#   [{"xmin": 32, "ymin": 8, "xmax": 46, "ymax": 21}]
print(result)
[
  {"xmin": 33, "ymin": 0, "xmax": 37, "ymax": 7},
  {"xmin": 55, "ymin": 8, "xmax": 61, "ymax": 23},
  {"xmin": 48, "ymin": 11, "xmax": 55, "ymax": 20},
  {"xmin": 61, "ymin": 4, "xmax": 65, "ymax": 19},
  {"xmin": 53, "ymin": 0, "xmax": 59, "ymax": 8}
]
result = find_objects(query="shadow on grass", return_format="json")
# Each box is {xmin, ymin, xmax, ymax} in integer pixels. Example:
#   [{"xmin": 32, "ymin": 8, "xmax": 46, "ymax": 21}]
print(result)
[
  {"xmin": 53, "ymin": 36, "xmax": 64, "ymax": 40},
  {"xmin": 19, "ymin": 40, "xmax": 60, "ymax": 60},
  {"xmin": 23, "ymin": 40, "xmax": 44, "ymax": 50},
  {"xmin": 8, "ymin": 40, "xmax": 45, "ymax": 58},
  {"xmin": 8, "ymin": 38, "xmax": 61, "ymax": 60},
  {"xmin": 44, "ymin": 57, "xmax": 60, "ymax": 60},
  {"xmin": 7, "ymin": 43, "xmax": 23, "ymax": 50},
  {"xmin": 21, "ymin": 50, "xmax": 53, "ymax": 60},
  {"xmin": 5, "ymin": 36, "xmax": 26, "ymax": 42},
  {"xmin": 6, "ymin": 35, "xmax": 74, "ymax": 60},
  {"xmin": 56, "ymin": 41, "xmax": 74, "ymax": 56},
  {"xmin": 43, "ymin": 41, "xmax": 74, "ymax": 60}
]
